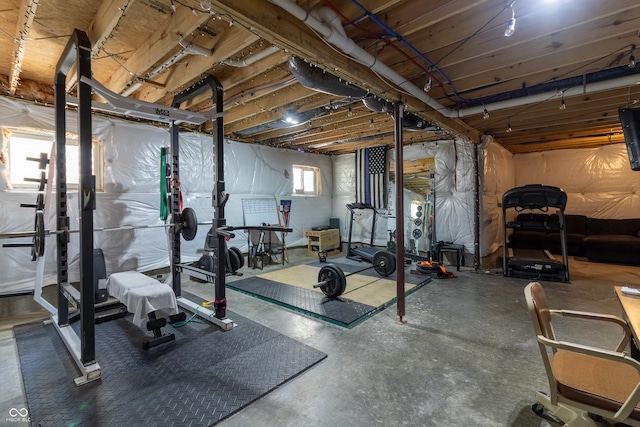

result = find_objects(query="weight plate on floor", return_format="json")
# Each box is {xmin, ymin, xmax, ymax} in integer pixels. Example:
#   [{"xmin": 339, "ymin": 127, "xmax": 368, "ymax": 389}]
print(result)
[
  {"xmin": 412, "ymin": 228, "xmax": 422, "ymax": 239},
  {"xmin": 31, "ymin": 211, "xmax": 45, "ymax": 261},
  {"xmin": 197, "ymin": 254, "xmax": 214, "ymax": 272},
  {"xmin": 229, "ymin": 246, "xmax": 244, "ymax": 270},
  {"xmin": 180, "ymin": 207, "xmax": 198, "ymax": 241},
  {"xmin": 228, "ymin": 247, "xmax": 242, "ymax": 273},
  {"xmin": 373, "ymin": 250, "xmax": 396, "ymax": 277},
  {"xmin": 414, "ymin": 218, "xmax": 422, "ymax": 227},
  {"xmin": 317, "ymin": 264, "xmax": 346, "ymax": 298}
]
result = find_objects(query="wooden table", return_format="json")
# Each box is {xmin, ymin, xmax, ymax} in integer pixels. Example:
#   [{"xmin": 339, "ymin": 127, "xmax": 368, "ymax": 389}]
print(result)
[{"xmin": 615, "ymin": 286, "xmax": 640, "ymax": 359}]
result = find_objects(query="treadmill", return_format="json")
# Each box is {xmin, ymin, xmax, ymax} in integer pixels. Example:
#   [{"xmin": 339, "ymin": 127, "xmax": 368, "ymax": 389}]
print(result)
[
  {"xmin": 502, "ymin": 184, "xmax": 570, "ymax": 282},
  {"xmin": 346, "ymin": 202, "xmax": 380, "ymax": 262}
]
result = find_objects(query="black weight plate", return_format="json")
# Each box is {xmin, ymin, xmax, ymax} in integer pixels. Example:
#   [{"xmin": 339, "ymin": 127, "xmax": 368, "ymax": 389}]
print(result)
[
  {"xmin": 229, "ymin": 246, "xmax": 244, "ymax": 270},
  {"xmin": 417, "ymin": 204, "xmax": 423, "ymax": 210},
  {"xmin": 373, "ymin": 250, "xmax": 396, "ymax": 277},
  {"xmin": 414, "ymin": 218, "xmax": 422, "ymax": 227},
  {"xmin": 228, "ymin": 247, "xmax": 242, "ymax": 273},
  {"xmin": 412, "ymin": 228, "xmax": 422, "ymax": 239},
  {"xmin": 31, "ymin": 211, "xmax": 45, "ymax": 261},
  {"xmin": 197, "ymin": 254, "xmax": 214, "ymax": 272},
  {"xmin": 317, "ymin": 264, "xmax": 346, "ymax": 298},
  {"xmin": 180, "ymin": 207, "xmax": 198, "ymax": 241},
  {"xmin": 415, "ymin": 210, "xmax": 422, "ymax": 217},
  {"xmin": 36, "ymin": 193, "xmax": 44, "ymax": 210}
]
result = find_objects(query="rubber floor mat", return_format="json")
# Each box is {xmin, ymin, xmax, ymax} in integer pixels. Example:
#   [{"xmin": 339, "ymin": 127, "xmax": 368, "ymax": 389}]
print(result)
[{"xmin": 14, "ymin": 295, "xmax": 327, "ymax": 427}]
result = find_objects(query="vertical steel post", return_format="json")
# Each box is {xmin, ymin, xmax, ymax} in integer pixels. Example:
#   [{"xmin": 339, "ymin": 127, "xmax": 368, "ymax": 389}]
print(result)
[
  {"xmin": 393, "ymin": 102, "xmax": 405, "ymax": 321},
  {"xmin": 171, "ymin": 76, "xmax": 227, "ymax": 319},
  {"xmin": 54, "ymin": 29, "xmax": 95, "ymax": 364}
]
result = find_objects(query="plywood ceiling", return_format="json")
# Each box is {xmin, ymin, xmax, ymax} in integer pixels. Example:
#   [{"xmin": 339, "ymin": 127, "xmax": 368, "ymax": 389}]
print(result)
[{"xmin": 1, "ymin": 0, "xmax": 639, "ymax": 155}]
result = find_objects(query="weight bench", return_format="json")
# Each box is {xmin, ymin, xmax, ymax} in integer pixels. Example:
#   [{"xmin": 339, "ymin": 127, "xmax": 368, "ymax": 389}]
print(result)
[{"xmin": 106, "ymin": 271, "xmax": 185, "ymax": 350}]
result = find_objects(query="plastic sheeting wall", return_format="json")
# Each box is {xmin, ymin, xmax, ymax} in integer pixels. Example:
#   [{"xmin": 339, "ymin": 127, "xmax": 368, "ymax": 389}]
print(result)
[
  {"xmin": 480, "ymin": 137, "xmax": 515, "ymax": 257},
  {"xmin": 332, "ymin": 139, "xmax": 476, "ymax": 255},
  {"xmin": 513, "ymin": 143, "xmax": 640, "ymax": 218},
  {"xmin": 0, "ymin": 97, "xmax": 333, "ymax": 294}
]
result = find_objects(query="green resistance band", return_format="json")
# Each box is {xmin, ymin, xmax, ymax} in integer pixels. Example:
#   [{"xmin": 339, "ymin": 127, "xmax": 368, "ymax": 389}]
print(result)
[{"xmin": 160, "ymin": 147, "xmax": 168, "ymax": 221}]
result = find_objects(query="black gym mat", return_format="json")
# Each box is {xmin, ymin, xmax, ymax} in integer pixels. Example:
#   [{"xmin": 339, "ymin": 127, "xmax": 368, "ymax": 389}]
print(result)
[
  {"xmin": 15, "ymin": 295, "xmax": 327, "ymax": 427},
  {"xmin": 228, "ymin": 261, "xmax": 431, "ymax": 328}
]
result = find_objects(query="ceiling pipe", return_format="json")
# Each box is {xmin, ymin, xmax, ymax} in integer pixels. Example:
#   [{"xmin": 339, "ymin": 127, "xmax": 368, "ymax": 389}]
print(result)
[
  {"xmin": 223, "ymin": 45, "xmax": 280, "ymax": 67},
  {"xmin": 268, "ymin": 0, "xmax": 640, "ymax": 119},
  {"xmin": 121, "ymin": 40, "xmax": 212, "ymax": 97}
]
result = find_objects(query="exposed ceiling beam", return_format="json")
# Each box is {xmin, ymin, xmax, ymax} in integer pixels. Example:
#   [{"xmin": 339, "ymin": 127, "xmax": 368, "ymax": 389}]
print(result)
[
  {"xmin": 9, "ymin": 0, "xmax": 39, "ymax": 95},
  {"xmin": 208, "ymin": 0, "xmax": 481, "ymax": 142},
  {"xmin": 106, "ymin": 5, "xmax": 211, "ymax": 94}
]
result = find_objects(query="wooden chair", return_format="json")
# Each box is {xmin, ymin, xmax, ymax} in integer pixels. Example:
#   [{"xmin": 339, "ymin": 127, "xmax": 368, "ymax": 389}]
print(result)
[{"xmin": 524, "ymin": 281, "xmax": 640, "ymax": 426}]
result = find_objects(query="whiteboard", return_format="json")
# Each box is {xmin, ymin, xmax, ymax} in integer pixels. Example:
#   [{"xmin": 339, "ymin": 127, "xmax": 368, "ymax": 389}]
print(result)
[{"xmin": 242, "ymin": 198, "xmax": 281, "ymax": 226}]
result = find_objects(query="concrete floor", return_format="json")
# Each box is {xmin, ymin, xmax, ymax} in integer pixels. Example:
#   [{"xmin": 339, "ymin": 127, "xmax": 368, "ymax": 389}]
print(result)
[{"xmin": 2, "ymin": 251, "xmax": 640, "ymax": 427}]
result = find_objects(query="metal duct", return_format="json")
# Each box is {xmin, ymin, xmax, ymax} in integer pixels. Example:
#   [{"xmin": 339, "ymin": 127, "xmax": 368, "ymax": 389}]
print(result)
[
  {"xmin": 363, "ymin": 96, "xmax": 440, "ymax": 131},
  {"xmin": 288, "ymin": 56, "xmax": 368, "ymax": 98}
]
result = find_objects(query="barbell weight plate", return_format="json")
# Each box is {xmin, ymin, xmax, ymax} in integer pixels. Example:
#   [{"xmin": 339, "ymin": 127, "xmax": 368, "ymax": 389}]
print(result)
[
  {"xmin": 317, "ymin": 264, "xmax": 346, "ymax": 298},
  {"xmin": 373, "ymin": 250, "xmax": 396, "ymax": 277},
  {"xmin": 31, "ymin": 211, "xmax": 45, "ymax": 261},
  {"xmin": 229, "ymin": 246, "xmax": 244, "ymax": 270},
  {"xmin": 415, "ymin": 210, "xmax": 423, "ymax": 217},
  {"xmin": 180, "ymin": 207, "xmax": 198, "ymax": 241},
  {"xmin": 414, "ymin": 218, "xmax": 422, "ymax": 227},
  {"xmin": 36, "ymin": 194, "xmax": 44, "ymax": 210},
  {"xmin": 227, "ymin": 247, "xmax": 242, "ymax": 273},
  {"xmin": 412, "ymin": 228, "xmax": 422, "ymax": 239},
  {"xmin": 197, "ymin": 254, "xmax": 214, "ymax": 272}
]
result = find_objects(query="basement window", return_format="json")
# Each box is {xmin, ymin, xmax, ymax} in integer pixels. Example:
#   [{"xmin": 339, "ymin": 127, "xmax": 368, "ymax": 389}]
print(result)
[
  {"xmin": 292, "ymin": 165, "xmax": 320, "ymax": 196},
  {"xmin": 4, "ymin": 128, "xmax": 103, "ymax": 191}
]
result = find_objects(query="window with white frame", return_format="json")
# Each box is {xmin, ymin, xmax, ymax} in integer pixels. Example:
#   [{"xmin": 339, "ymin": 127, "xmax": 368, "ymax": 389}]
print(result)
[
  {"xmin": 4, "ymin": 128, "xmax": 103, "ymax": 191},
  {"xmin": 292, "ymin": 165, "xmax": 320, "ymax": 196}
]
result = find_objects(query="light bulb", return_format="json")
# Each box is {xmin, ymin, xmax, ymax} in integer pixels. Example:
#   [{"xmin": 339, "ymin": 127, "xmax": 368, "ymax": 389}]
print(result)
[
  {"xmin": 504, "ymin": 18, "xmax": 516, "ymax": 37},
  {"xmin": 170, "ymin": 0, "xmax": 176, "ymax": 12},
  {"xmin": 506, "ymin": 122, "xmax": 512, "ymax": 133},
  {"xmin": 630, "ymin": 55, "xmax": 636, "ymax": 69},
  {"xmin": 348, "ymin": 107, "xmax": 353, "ymax": 117},
  {"xmin": 370, "ymin": 119, "xmax": 374, "ymax": 129},
  {"xmin": 483, "ymin": 107, "xmax": 489, "ymax": 120},
  {"xmin": 423, "ymin": 77, "xmax": 432, "ymax": 93},
  {"xmin": 200, "ymin": 0, "xmax": 211, "ymax": 11},
  {"xmin": 192, "ymin": 8, "xmax": 197, "ymax": 15},
  {"xmin": 559, "ymin": 97, "xmax": 566, "ymax": 110}
]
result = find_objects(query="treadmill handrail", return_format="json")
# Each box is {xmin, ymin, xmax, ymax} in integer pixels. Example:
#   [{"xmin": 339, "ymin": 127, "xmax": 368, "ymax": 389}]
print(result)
[{"xmin": 502, "ymin": 184, "xmax": 567, "ymax": 211}]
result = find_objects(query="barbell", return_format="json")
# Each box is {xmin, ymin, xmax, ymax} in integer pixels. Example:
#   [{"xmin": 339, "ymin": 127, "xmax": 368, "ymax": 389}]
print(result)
[
  {"xmin": 1, "ymin": 207, "xmax": 204, "ymax": 261},
  {"xmin": 313, "ymin": 250, "xmax": 396, "ymax": 298}
]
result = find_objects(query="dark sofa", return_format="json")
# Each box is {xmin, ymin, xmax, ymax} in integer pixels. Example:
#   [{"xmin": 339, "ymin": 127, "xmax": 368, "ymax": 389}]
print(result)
[{"xmin": 507, "ymin": 213, "xmax": 640, "ymax": 265}]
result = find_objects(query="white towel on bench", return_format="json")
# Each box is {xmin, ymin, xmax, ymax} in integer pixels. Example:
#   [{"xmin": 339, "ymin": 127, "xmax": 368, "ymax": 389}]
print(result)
[{"xmin": 106, "ymin": 271, "xmax": 178, "ymax": 327}]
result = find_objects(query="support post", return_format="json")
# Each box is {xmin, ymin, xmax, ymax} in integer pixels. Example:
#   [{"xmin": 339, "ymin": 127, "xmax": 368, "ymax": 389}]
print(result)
[
  {"xmin": 394, "ymin": 102, "xmax": 406, "ymax": 322},
  {"xmin": 53, "ymin": 28, "xmax": 100, "ymax": 385},
  {"xmin": 170, "ymin": 76, "xmax": 231, "ymax": 324}
]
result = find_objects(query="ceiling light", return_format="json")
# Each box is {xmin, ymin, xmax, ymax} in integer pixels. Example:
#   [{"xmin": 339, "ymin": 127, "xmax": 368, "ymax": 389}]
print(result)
[
  {"xmin": 630, "ymin": 45, "xmax": 636, "ymax": 69},
  {"xmin": 506, "ymin": 118, "xmax": 512, "ymax": 133},
  {"xmin": 284, "ymin": 110, "xmax": 299, "ymax": 124},
  {"xmin": 423, "ymin": 77, "xmax": 432, "ymax": 93},
  {"xmin": 370, "ymin": 118, "xmax": 374, "ymax": 128},
  {"xmin": 504, "ymin": 4, "xmax": 516, "ymax": 37},
  {"xmin": 170, "ymin": 0, "xmax": 176, "ymax": 12},
  {"xmin": 483, "ymin": 107, "xmax": 489, "ymax": 120},
  {"xmin": 559, "ymin": 94, "xmax": 566, "ymax": 110},
  {"xmin": 348, "ymin": 107, "xmax": 353, "ymax": 117},
  {"xmin": 200, "ymin": 0, "xmax": 211, "ymax": 11}
]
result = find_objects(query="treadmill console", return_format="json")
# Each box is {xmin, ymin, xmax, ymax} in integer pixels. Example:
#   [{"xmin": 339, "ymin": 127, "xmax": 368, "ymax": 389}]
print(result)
[{"xmin": 346, "ymin": 202, "xmax": 375, "ymax": 211}]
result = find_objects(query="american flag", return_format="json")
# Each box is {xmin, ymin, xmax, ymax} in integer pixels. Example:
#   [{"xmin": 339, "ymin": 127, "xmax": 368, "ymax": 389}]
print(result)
[{"xmin": 355, "ymin": 145, "xmax": 387, "ymax": 209}]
